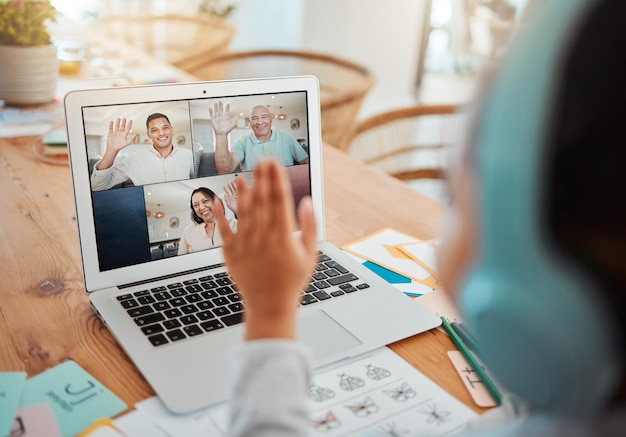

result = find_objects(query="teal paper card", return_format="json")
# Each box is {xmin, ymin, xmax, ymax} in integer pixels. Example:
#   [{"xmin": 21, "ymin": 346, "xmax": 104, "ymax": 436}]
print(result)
[
  {"xmin": 20, "ymin": 361, "xmax": 127, "ymax": 437},
  {"xmin": 0, "ymin": 372, "xmax": 27, "ymax": 437}
]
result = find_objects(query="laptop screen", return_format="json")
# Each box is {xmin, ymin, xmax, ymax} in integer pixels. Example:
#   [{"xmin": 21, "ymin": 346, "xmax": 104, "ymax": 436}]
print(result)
[
  {"xmin": 66, "ymin": 78, "xmax": 321, "ymax": 291},
  {"xmin": 77, "ymin": 89, "xmax": 312, "ymax": 273}
]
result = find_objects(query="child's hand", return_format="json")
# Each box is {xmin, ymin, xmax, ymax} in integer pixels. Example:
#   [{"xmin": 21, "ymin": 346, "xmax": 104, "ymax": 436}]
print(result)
[{"xmin": 215, "ymin": 160, "xmax": 317, "ymax": 340}]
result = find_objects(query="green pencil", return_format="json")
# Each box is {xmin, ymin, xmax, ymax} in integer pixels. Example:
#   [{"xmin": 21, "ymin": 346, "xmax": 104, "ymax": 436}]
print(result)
[{"xmin": 440, "ymin": 316, "xmax": 502, "ymax": 405}]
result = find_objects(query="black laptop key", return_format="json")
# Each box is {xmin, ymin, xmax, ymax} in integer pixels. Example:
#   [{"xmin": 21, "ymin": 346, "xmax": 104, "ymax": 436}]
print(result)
[
  {"xmin": 197, "ymin": 310, "xmax": 215, "ymax": 320},
  {"xmin": 133, "ymin": 290, "xmax": 150, "ymax": 297},
  {"xmin": 213, "ymin": 297, "xmax": 229, "ymax": 307},
  {"xmin": 317, "ymin": 252, "xmax": 331, "ymax": 262},
  {"xmin": 331, "ymin": 290, "xmax": 345, "ymax": 297},
  {"xmin": 313, "ymin": 291, "xmax": 331, "ymax": 301},
  {"xmin": 166, "ymin": 329, "xmax": 186, "ymax": 342},
  {"xmin": 221, "ymin": 312, "xmax": 244, "ymax": 326},
  {"xmin": 127, "ymin": 305, "xmax": 154, "ymax": 317},
  {"xmin": 153, "ymin": 301, "xmax": 171, "ymax": 311},
  {"xmin": 170, "ymin": 288, "xmax": 187, "ymax": 297},
  {"xmin": 185, "ymin": 293, "xmax": 203, "ymax": 303},
  {"xmin": 167, "ymin": 282, "xmax": 183, "ymax": 289},
  {"xmin": 213, "ymin": 307, "xmax": 230, "ymax": 317},
  {"xmin": 170, "ymin": 297, "xmax": 186, "ymax": 307},
  {"xmin": 148, "ymin": 333, "xmax": 168, "ymax": 347},
  {"xmin": 184, "ymin": 325, "xmax": 203, "ymax": 337},
  {"xmin": 183, "ymin": 279, "xmax": 198, "ymax": 285},
  {"xmin": 356, "ymin": 283, "xmax": 370, "ymax": 289},
  {"xmin": 201, "ymin": 280, "xmax": 218, "ymax": 290},
  {"xmin": 201, "ymin": 290, "xmax": 218, "ymax": 300},
  {"xmin": 327, "ymin": 273, "xmax": 359, "ymax": 286},
  {"xmin": 163, "ymin": 308, "xmax": 182, "ymax": 319},
  {"xmin": 342, "ymin": 285, "xmax": 358, "ymax": 293},
  {"xmin": 214, "ymin": 272, "xmax": 229, "ymax": 278},
  {"xmin": 163, "ymin": 319, "xmax": 181, "ymax": 330},
  {"xmin": 154, "ymin": 291, "xmax": 172, "ymax": 301},
  {"xmin": 137, "ymin": 295, "xmax": 156, "ymax": 305},
  {"xmin": 180, "ymin": 315, "xmax": 198, "ymax": 325},
  {"xmin": 185, "ymin": 284, "xmax": 203, "ymax": 293},
  {"xmin": 134, "ymin": 312, "xmax": 165, "ymax": 326},
  {"xmin": 326, "ymin": 261, "xmax": 349, "ymax": 274},
  {"xmin": 301, "ymin": 294, "xmax": 318, "ymax": 305},
  {"xmin": 181, "ymin": 304, "xmax": 198, "ymax": 315},
  {"xmin": 117, "ymin": 293, "xmax": 133, "ymax": 301},
  {"xmin": 200, "ymin": 319, "xmax": 224, "ymax": 332},
  {"xmin": 228, "ymin": 302, "xmax": 244, "ymax": 313},
  {"xmin": 314, "ymin": 280, "xmax": 330, "ymax": 289},
  {"xmin": 141, "ymin": 323, "xmax": 164, "ymax": 336},
  {"xmin": 120, "ymin": 298, "xmax": 139, "ymax": 309},
  {"xmin": 199, "ymin": 275, "xmax": 214, "ymax": 281},
  {"xmin": 324, "ymin": 268, "xmax": 341, "ymax": 277},
  {"xmin": 197, "ymin": 301, "xmax": 214, "ymax": 310},
  {"xmin": 151, "ymin": 286, "xmax": 167, "ymax": 292},
  {"xmin": 304, "ymin": 284, "xmax": 317, "ymax": 293},
  {"xmin": 228, "ymin": 293, "xmax": 241, "ymax": 303},
  {"xmin": 216, "ymin": 277, "xmax": 232, "ymax": 286},
  {"xmin": 312, "ymin": 272, "xmax": 327, "ymax": 281},
  {"xmin": 217, "ymin": 286, "xmax": 233, "ymax": 296}
]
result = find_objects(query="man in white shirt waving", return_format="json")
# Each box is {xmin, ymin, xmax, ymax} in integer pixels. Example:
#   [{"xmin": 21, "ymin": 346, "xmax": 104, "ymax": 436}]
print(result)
[{"xmin": 90, "ymin": 113, "xmax": 193, "ymax": 190}]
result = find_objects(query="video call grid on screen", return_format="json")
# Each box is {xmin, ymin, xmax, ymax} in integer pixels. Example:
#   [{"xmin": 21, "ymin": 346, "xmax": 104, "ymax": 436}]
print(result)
[{"xmin": 81, "ymin": 91, "xmax": 312, "ymax": 272}]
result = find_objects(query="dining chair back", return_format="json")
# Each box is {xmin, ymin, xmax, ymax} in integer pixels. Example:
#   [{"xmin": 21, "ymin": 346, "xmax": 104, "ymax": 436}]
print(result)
[
  {"xmin": 175, "ymin": 49, "xmax": 376, "ymax": 147},
  {"xmin": 338, "ymin": 104, "xmax": 466, "ymax": 203}
]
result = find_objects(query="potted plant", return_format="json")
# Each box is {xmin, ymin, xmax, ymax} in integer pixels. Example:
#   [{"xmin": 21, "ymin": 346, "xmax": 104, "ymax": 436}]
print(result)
[{"xmin": 0, "ymin": 0, "xmax": 58, "ymax": 105}]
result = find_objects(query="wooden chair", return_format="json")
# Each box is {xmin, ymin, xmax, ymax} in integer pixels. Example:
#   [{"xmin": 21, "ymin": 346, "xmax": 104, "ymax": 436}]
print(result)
[
  {"xmin": 338, "ymin": 104, "xmax": 466, "ymax": 204},
  {"xmin": 175, "ymin": 50, "xmax": 376, "ymax": 146},
  {"xmin": 94, "ymin": 14, "xmax": 235, "ymax": 66}
]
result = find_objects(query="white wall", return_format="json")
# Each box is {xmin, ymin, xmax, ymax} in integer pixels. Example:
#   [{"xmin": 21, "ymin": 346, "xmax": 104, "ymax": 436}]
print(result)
[{"xmin": 299, "ymin": 0, "xmax": 427, "ymax": 116}]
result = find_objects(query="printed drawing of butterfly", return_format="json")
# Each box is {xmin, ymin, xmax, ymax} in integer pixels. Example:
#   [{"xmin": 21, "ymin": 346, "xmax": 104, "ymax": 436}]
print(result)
[
  {"xmin": 419, "ymin": 403, "xmax": 452, "ymax": 426},
  {"xmin": 383, "ymin": 382, "xmax": 417, "ymax": 402},
  {"xmin": 311, "ymin": 411, "xmax": 341, "ymax": 432},
  {"xmin": 345, "ymin": 395, "xmax": 380, "ymax": 417},
  {"xmin": 378, "ymin": 421, "xmax": 410, "ymax": 436}
]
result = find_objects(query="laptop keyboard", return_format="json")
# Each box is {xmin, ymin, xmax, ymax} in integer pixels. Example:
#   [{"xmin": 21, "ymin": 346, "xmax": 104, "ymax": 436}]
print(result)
[{"xmin": 116, "ymin": 251, "xmax": 371, "ymax": 347}]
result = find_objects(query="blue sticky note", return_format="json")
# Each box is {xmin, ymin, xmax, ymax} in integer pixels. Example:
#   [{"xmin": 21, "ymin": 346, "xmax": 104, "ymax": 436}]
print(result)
[
  {"xmin": 0, "ymin": 372, "xmax": 27, "ymax": 437},
  {"xmin": 20, "ymin": 361, "xmax": 127, "ymax": 437},
  {"xmin": 362, "ymin": 260, "xmax": 412, "ymax": 284}
]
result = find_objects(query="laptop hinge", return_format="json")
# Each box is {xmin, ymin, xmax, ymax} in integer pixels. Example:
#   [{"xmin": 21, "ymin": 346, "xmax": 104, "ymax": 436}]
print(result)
[{"xmin": 118, "ymin": 263, "xmax": 225, "ymax": 289}]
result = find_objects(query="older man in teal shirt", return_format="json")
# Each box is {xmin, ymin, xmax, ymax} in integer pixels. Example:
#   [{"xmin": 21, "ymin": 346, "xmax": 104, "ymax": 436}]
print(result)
[{"xmin": 209, "ymin": 101, "xmax": 309, "ymax": 174}]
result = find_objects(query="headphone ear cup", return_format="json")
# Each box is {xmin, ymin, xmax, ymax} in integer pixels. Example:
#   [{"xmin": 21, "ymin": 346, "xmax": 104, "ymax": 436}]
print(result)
[
  {"xmin": 459, "ymin": 265, "xmax": 622, "ymax": 413},
  {"xmin": 459, "ymin": 273, "xmax": 553, "ymax": 406}
]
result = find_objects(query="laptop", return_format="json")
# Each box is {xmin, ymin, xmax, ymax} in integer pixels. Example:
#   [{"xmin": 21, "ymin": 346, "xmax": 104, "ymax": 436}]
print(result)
[{"xmin": 64, "ymin": 75, "xmax": 440, "ymax": 414}]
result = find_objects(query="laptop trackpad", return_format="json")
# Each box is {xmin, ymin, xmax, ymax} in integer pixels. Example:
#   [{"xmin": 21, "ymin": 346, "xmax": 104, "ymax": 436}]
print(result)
[{"xmin": 297, "ymin": 310, "xmax": 362, "ymax": 360}]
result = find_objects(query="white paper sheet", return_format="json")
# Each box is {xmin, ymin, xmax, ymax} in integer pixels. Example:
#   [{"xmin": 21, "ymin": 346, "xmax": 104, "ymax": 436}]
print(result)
[{"xmin": 121, "ymin": 346, "xmax": 477, "ymax": 436}]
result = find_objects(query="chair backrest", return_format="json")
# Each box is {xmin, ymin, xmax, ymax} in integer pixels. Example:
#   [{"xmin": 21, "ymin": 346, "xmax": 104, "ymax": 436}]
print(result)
[
  {"xmin": 95, "ymin": 14, "xmax": 235, "ymax": 65},
  {"xmin": 175, "ymin": 50, "xmax": 376, "ymax": 146},
  {"xmin": 338, "ymin": 104, "xmax": 466, "ymax": 203}
]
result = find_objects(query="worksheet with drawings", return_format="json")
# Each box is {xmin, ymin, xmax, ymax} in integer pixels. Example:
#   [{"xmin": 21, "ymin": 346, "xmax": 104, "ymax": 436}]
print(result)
[{"xmin": 306, "ymin": 346, "xmax": 477, "ymax": 436}]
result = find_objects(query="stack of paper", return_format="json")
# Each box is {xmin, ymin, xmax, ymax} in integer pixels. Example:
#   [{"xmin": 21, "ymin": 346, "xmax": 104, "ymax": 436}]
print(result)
[{"xmin": 342, "ymin": 228, "xmax": 441, "ymax": 297}]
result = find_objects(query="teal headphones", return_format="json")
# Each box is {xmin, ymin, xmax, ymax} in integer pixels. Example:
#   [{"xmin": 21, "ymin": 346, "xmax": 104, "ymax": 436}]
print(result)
[{"xmin": 458, "ymin": 0, "xmax": 623, "ymax": 413}]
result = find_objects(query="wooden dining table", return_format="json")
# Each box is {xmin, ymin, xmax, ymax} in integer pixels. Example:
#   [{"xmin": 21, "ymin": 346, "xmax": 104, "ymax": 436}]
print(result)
[{"xmin": 0, "ymin": 131, "xmax": 489, "ymax": 419}]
